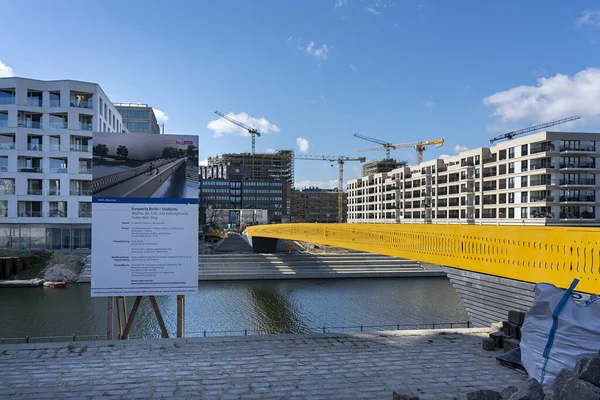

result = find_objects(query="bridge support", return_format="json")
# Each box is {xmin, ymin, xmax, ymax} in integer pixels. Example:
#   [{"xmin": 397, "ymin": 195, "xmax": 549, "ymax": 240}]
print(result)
[{"xmin": 249, "ymin": 236, "xmax": 279, "ymax": 253}]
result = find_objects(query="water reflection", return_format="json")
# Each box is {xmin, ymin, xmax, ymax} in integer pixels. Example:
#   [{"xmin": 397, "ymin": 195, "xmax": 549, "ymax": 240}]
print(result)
[
  {"xmin": 152, "ymin": 165, "xmax": 199, "ymax": 199},
  {"xmin": 0, "ymin": 278, "xmax": 468, "ymax": 340}
]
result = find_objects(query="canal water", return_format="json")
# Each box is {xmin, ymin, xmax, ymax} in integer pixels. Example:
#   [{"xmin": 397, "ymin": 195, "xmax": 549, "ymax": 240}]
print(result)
[
  {"xmin": 0, "ymin": 278, "xmax": 467, "ymax": 340},
  {"xmin": 152, "ymin": 165, "xmax": 199, "ymax": 199}
]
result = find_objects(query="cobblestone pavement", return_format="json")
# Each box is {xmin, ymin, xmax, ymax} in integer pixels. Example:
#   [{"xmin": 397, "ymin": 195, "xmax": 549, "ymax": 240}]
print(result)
[{"xmin": 0, "ymin": 328, "xmax": 526, "ymax": 399}]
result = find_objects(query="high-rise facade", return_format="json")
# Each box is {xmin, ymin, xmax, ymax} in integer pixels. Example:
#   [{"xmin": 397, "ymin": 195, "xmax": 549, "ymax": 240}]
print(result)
[
  {"xmin": 114, "ymin": 103, "xmax": 161, "ymax": 135},
  {"xmin": 291, "ymin": 187, "xmax": 345, "ymax": 223},
  {"xmin": 347, "ymin": 131, "xmax": 600, "ymax": 226},
  {"xmin": 0, "ymin": 77, "xmax": 125, "ymax": 251}
]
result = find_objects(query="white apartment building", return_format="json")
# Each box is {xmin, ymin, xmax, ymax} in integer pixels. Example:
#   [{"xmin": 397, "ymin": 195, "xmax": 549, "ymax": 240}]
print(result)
[
  {"xmin": 0, "ymin": 77, "xmax": 126, "ymax": 251},
  {"xmin": 348, "ymin": 131, "xmax": 600, "ymax": 226}
]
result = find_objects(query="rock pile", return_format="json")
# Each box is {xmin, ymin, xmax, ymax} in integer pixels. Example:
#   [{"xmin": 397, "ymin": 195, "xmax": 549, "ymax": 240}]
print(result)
[
  {"xmin": 40, "ymin": 253, "xmax": 84, "ymax": 283},
  {"xmin": 482, "ymin": 310, "xmax": 526, "ymax": 353}
]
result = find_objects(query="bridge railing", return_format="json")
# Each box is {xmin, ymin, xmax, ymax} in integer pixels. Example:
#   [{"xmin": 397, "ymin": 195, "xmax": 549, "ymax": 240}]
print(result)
[
  {"xmin": 92, "ymin": 158, "xmax": 175, "ymax": 194},
  {"xmin": 246, "ymin": 223, "xmax": 600, "ymax": 294}
]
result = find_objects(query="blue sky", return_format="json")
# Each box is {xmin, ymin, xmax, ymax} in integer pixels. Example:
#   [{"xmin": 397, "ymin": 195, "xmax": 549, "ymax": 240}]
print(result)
[{"xmin": 1, "ymin": 0, "xmax": 600, "ymax": 188}]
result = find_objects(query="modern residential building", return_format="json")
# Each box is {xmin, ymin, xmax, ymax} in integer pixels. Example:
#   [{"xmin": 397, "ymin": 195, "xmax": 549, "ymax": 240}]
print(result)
[
  {"xmin": 207, "ymin": 150, "xmax": 294, "ymax": 219},
  {"xmin": 0, "ymin": 77, "xmax": 125, "ymax": 251},
  {"xmin": 114, "ymin": 103, "xmax": 161, "ymax": 135},
  {"xmin": 361, "ymin": 159, "xmax": 406, "ymax": 177},
  {"xmin": 199, "ymin": 162, "xmax": 288, "ymax": 224},
  {"xmin": 347, "ymin": 131, "xmax": 600, "ymax": 226},
  {"xmin": 291, "ymin": 187, "xmax": 346, "ymax": 223}
]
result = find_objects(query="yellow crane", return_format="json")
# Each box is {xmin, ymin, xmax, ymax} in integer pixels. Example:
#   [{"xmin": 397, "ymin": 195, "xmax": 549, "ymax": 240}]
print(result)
[{"xmin": 359, "ymin": 139, "xmax": 444, "ymax": 164}]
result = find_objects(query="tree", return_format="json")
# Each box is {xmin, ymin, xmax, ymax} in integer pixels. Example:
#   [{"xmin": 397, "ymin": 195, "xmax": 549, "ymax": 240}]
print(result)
[
  {"xmin": 178, "ymin": 148, "xmax": 185, "ymax": 158},
  {"xmin": 93, "ymin": 144, "xmax": 109, "ymax": 158},
  {"xmin": 162, "ymin": 147, "xmax": 178, "ymax": 159},
  {"xmin": 186, "ymin": 144, "xmax": 197, "ymax": 161},
  {"xmin": 116, "ymin": 145, "xmax": 129, "ymax": 160}
]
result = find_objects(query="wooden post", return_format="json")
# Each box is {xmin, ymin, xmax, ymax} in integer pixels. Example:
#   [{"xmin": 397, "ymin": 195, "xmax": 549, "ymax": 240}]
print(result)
[
  {"xmin": 149, "ymin": 296, "xmax": 169, "ymax": 338},
  {"xmin": 116, "ymin": 297, "xmax": 123, "ymax": 337},
  {"xmin": 177, "ymin": 295, "xmax": 185, "ymax": 338},
  {"xmin": 121, "ymin": 296, "xmax": 142, "ymax": 340},
  {"xmin": 106, "ymin": 297, "xmax": 114, "ymax": 340}
]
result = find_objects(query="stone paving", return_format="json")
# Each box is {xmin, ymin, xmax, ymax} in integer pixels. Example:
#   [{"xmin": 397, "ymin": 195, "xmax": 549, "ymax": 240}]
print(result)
[{"xmin": 0, "ymin": 328, "xmax": 526, "ymax": 399}]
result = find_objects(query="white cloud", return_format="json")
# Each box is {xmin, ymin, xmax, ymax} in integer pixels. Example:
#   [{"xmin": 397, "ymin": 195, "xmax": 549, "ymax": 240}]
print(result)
[
  {"xmin": 296, "ymin": 137, "xmax": 310, "ymax": 153},
  {"xmin": 438, "ymin": 154, "xmax": 450, "ymax": 159},
  {"xmin": 306, "ymin": 41, "xmax": 329, "ymax": 60},
  {"xmin": 295, "ymin": 179, "xmax": 338, "ymax": 189},
  {"xmin": 577, "ymin": 10, "xmax": 600, "ymax": 27},
  {"xmin": 335, "ymin": 0, "xmax": 347, "ymax": 8},
  {"xmin": 424, "ymin": 101, "xmax": 435, "ymax": 107},
  {"xmin": 367, "ymin": 7, "xmax": 381, "ymax": 15},
  {"xmin": 350, "ymin": 64, "xmax": 357, "ymax": 72},
  {"xmin": 207, "ymin": 112, "xmax": 280, "ymax": 137},
  {"xmin": 0, "ymin": 60, "xmax": 14, "ymax": 78},
  {"xmin": 454, "ymin": 145, "xmax": 468, "ymax": 153},
  {"xmin": 458, "ymin": 85, "xmax": 471, "ymax": 95},
  {"xmin": 287, "ymin": 36, "xmax": 293, "ymax": 44},
  {"xmin": 366, "ymin": 0, "xmax": 389, "ymax": 15},
  {"xmin": 265, "ymin": 148, "xmax": 276, "ymax": 154},
  {"xmin": 153, "ymin": 108, "xmax": 169, "ymax": 123},
  {"xmin": 483, "ymin": 68, "xmax": 600, "ymax": 124}
]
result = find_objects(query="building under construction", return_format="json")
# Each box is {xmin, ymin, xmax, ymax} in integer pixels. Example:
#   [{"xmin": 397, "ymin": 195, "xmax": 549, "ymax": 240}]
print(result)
[
  {"xmin": 361, "ymin": 159, "xmax": 406, "ymax": 177},
  {"xmin": 291, "ymin": 187, "xmax": 347, "ymax": 223},
  {"xmin": 207, "ymin": 150, "xmax": 294, "ymax": 183}
]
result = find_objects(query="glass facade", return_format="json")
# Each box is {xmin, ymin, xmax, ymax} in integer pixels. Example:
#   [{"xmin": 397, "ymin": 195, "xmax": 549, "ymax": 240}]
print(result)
[{"xmin": 0, "ymin": 226, "xmax": 91, "ymax": 250}]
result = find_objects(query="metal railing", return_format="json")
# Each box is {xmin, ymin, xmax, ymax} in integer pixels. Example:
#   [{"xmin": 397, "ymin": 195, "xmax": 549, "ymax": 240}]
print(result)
[
  {"xmin": 27, "ymin": 143, "xmax": 42, "ymax": 151},
  {"xmin": 92, "ymin": 159, "xmax": 173, "ymax": 194},
  {"xmin": 70, "ymin": 100, "xmax": 93, "ymax": 109},
  {"xmin": 18, "ymin": 120, "xmax": 42, "ymax": 129},
  {"xmin": 27, "ymin": 98, "xmax": 42, "ymax": 107},
  {"xmin": 0, "ymin": 321, "xmax": 471, "ymax": 344},
  {"xmin": 17, "ymin": 167, "xmax": 43, "ymax": 173},
  {"xmin": 0, "ymin": 143, "xmax": 15, "ymax": 150}
]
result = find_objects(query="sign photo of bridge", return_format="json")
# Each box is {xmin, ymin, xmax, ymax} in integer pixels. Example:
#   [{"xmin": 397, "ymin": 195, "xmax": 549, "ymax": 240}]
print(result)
[{"xmin": 92, "ymin": 132, "xmax": 199, "ymax": 198}]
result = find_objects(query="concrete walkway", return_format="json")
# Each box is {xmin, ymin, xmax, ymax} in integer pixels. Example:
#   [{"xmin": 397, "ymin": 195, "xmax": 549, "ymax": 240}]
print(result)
[{"xmin": 0, "ymin": 328, "xmax": 526, "ymax": 399}]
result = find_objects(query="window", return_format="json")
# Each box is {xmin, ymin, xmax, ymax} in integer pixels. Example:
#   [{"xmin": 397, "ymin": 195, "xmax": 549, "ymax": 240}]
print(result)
[
  {"xmin": 508, "ymin": 193, "xmax": 515, "ymax": 204},
  {"xmin": 126, "ymin": 121, "xmax": 150, "ymax": 131},
  {"xmin": 475, "ymin": 155, "xmax": 480, "ymax": 165},
  {"xmin": 508, "ymin": 208, "xmax": 514, "ymax": 218},
  {"xmin": 104, "ymin": 104, "xmax": 107, "ymax": 118},
  {"xmin": 521, "ymin": 176, "xmax": 528, "ymax": 187},
  {"xmin": 521, "ymin": 192, "xmax": 528, "ymax": 203},
  {"xmin": 521, "ymin": 160, "xmax": 528, "ymax": 172},
  {"xmin": 474, "ymin": 168, "xmax": 480, "ymax": 178},
  {"xmin": 508, "ymin": 147, "xmax": 515, "ymax": 159},
  {"xmin": 508, "ymin": 177, "xmax": 514, "ymax": 189},
  {"xmin": 99, "ymin": 99, "xmax": 103, "ymax": 116},
  {"xmin": 521, "ymin": 207, "xmax": 528, "ymax": 218},
  {"xmin": 521, "ymin": 144, "xmax": 528, "ymax": 156},
  {"xmin": 475, "ymin": 182, "xmax": 480, "ymax": 191},
  {"xmin": 508, "ymin": 163, "xmax": 515, "ymax": 173}
]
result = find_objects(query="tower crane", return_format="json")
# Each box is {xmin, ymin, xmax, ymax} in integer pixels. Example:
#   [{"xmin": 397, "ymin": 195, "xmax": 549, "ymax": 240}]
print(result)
[
  {"xmin": 353, "ymin": 133, "xmax": 396, "ymax": 159},
  {"xmin": 489, "ymin": 116, "xmax": 581, "ymax": 143},
  {"xmin": 360, "ymin": 139, "xmax": 444, "ymax": 164},
  {"xmin": 295, "ymin": 155, "xmax": 366, "ymax": 223},
  {"xmin": 214, "ymin": 110, "xmax": 262, "ymax": 154}
]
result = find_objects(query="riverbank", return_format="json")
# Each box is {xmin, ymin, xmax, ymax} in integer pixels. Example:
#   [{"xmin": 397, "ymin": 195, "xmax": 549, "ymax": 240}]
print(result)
[{"xmin": 0, "ymin": 328, "xmax": 525, "ymax": 399}]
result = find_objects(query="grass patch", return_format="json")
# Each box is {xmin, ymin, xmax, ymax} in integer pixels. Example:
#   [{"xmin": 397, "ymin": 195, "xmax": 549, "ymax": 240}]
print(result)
[
  {"xmin": 173, "ymin": 342, "xmax": 181, "ymax": 348},
  {"xmin": 107, "ymin": 344, "xmax": 115, "ymax": 348},
  {"xmin": 1, "ymin": 350, "xmax": 8, "ymax": 356},
  {"xmin": 67, "ymin": 344, "xmax": 76, "ymax": 353}
]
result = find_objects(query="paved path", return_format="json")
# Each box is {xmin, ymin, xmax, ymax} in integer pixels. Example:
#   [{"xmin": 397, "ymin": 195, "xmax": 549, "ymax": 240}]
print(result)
[
  {"xmin": 95, "ymin": 159, "xmax": 183, "ymax": 197},
  {"xmin": 0, "ymin": 328, "xmax": 525, "ymax": 399}
]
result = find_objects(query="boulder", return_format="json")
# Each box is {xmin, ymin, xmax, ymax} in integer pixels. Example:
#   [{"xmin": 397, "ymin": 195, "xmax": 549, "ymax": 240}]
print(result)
[
  {"xmin": 578, "ymin": 356, "xmax": 600, "ymax": 388},
  {"xmin": 551, "ymin": 368, "xmax": 578, "ymax": 395},
  {"xmin": 466, "ymin": 389, "xmax": 502, "ymax": 400},
  {"xmin": 508, "ymin": 378, "xmax": 544, "ymax": 400},
  {"xmin": 482, "ymin": 337, "xmax": 497, "ymax": 351},
  {"xmin": 558, "ymin": 376, "xmax": 600, "ymax": 400},
  {"xmin": 500, "ymin": 385, "xmax": 518, "ymax": 399}
]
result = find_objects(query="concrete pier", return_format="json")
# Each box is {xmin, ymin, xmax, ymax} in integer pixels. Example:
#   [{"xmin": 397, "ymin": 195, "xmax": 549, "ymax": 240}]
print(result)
[{"xmin": 0, "ymin": 328, "xmax": 525, "ymax": 399}]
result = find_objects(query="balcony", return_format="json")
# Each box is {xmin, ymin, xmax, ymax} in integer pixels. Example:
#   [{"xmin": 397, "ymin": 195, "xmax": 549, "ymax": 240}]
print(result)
[
  {"xmin": 17, "ymin": 167, "xmax": 43, "ymax": 173},
  {"xmin": 560, "ymin": 145, "xmax": 596, "ymax": 153},
  {"xmin": 483, "ymin": 155, "xmax": 497, "ymax": 164},
  {"xmin": 530, "ymin": 163, "xmax": 556, "ymax": 171},
  {"xmin": 27, "ymin": 143, "xmax": 43, "ymax": 151},
  {"xmin": 49, "ymin": 121, "xmax": 68, "ymax": 130},
  {"xmin": 530, "ymin": 179, "xmax": 555, "ymax": 187},
  {"xmin": 49, "ymin": 99, "xmax": 61, "ymax": 108},
  {"xmin": 560, "ymin": 162, "xmax": 596, "ymax": 169},
  {"xmin": 560, "ymin": 196, "xmax": 596, "ymax": 203},
  {"xmin": 530, "ymin": 211, "xmax": 555, "ymax": 219},
  {"xmin": 483, "ymin": 172, "xmax": 497, "ymax": 178},
  {"xmin": 71, "ymin": 99, "xmax": 93, "ymax": 109},
  {"xmin": 0, "ymin": 96, "xmax": 15, "ymax": 105},
  {"xmin": 71, "ymin": 145, "xmax": 92, "ymax": 153},
  {"xmin": 483, "ymin": 185, "xmax": 497, "ymax": 192},
  {"xmin": 560, "ymin": 179, "xmax": 596, "ymax": 186},
  {"xmin": 530, "ymin": 196, "xmax": 555, "ymax": 203},
  {"xmin": 0, "ymin": 119, "xmax": 7, "ymax": 128},
  {"xmin": 78, "ymin": 122, "xmax": 93, "ymax": 131},
  {"xmin": 18, "ymin": 120, "xmax": 42, "ymax": 129},
  {"xmin": 531, "ymin": 143, "xmax": 556, "ymax": 154},
  {"xmin": 560, "ymin": 212, "xmax": 595, "ymax": 219},
  {"xmin": 49, "ymin": 210, "xmax": 67, "ymax": 218},
  {"xmin": 27, "ymin": 97, "xmax": 42, "ymax": 107},
  {"xmin": 20, "ymin": 211, "xmax": 43, "ymax": 217},
  {"xmin": 461, "ymin": 160, "xmax": 474, "ymax": 167},
  {"xmin": 461, "ymin": 186, "xmax": 474, "ymax": 193},
  {"xmin": 79, "ymin": 210, "xmax": 92, "ymax": 218},
  {"xmin": 27, "ymin": 188, "xmax": 43, "ymax": 195},
  {"xmin": 0, "ymin": 143, "xmax": 15, "ymax": 150},
  {"xmin": 48, "ymin": 144, "xmax": 61, "ymax": 152}
]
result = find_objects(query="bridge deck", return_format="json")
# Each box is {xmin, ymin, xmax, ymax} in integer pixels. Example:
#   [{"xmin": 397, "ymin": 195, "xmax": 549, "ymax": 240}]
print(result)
[
  {"xmin": 246, "ymin": 223, "xmax": 600, "ymax": 293},
  {"xmin": 95, "ymin": 159, "xmax": 183, "ymax": 197}
]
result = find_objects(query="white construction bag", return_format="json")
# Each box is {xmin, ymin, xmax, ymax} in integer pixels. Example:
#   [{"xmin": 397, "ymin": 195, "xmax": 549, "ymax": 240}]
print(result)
[{"xmin": 520, "ymin": 279, "xmax": 600, "ymax": 387}]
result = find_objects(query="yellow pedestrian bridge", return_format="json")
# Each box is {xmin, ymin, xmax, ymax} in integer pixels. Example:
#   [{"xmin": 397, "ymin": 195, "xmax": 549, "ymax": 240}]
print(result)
[{"xmin": 246, "ymin": 223, "xmax": 599, "ymax": 294}]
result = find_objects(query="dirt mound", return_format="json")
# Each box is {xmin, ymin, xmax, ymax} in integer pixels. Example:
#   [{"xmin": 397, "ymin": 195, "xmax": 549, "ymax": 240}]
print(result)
[{"xmin": 41, "ymin": 253, "xmax": 84, "ymax": 283}]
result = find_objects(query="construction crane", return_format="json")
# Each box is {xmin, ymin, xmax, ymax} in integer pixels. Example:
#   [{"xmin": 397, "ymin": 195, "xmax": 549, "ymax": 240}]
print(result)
[
  {"xmin": 295, "ymin": 155, "xmax": 366, "ymax": 223},
  {"xmin": 214, "ymin": 110, "xmax": 262, "ymax": 154},
  {"xmin": 360, "ymin": 139, "xmax": 444, "ymax": 165},
  {"xmin": 489, "ymin": 116, "xmax": 581, "ymax": 143},
  {"xmin": 353, "ymin": 133, "xmax": 396, "ymax": 159}
]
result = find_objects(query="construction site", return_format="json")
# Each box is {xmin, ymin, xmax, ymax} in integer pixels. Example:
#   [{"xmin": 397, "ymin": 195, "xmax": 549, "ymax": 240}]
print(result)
[{"xmin": 290, "ymin": 187, "xmax": 347, "ymax": 223}]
